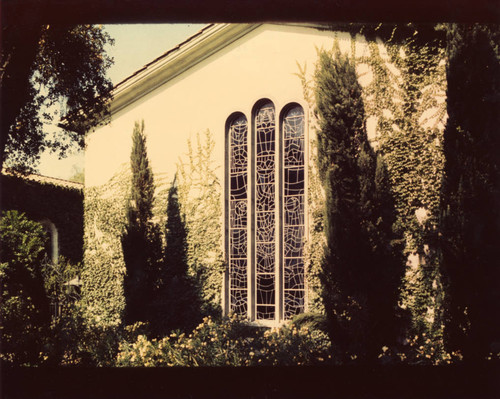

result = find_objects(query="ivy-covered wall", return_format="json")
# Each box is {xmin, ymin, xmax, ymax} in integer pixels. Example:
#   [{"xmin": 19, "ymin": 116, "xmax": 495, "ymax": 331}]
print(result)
[
  {"xmin": 354, "ymin": 28, "xmax": 447, "ymax": 350},
  {"xmin": 83, "ymin": 26, "xmax": 448, "ymax": 341},
  {"xmin": 82, "ymin": 131, "xmax": 224, "ymax": 327},
  {"xmin": 82, "ymin": 165, "xmax": 130, "ymax": 326},
  {"xmin": 1, "ymin": 173, "xmax": 84, "ymax": 264},
  {"xmin": 299, "ymin": 26, "xmax": 448, "ymax": 356}
]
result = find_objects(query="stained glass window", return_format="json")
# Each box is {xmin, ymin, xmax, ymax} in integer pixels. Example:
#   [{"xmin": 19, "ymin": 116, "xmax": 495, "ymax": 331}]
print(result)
[
  {"xmin": 255, "ymin": 102, "xmax": 276, "ymax": 320},
  {"xmin": 282, "ymin": 105, "xmax": 305, "ymax": 319},
  {"xmin": 228, "ymin": 114, "xmax": 248, "ymax": 317},
  {"xmin": 226, "ymin": 102, "xmax": 305, "ymax": 323}
]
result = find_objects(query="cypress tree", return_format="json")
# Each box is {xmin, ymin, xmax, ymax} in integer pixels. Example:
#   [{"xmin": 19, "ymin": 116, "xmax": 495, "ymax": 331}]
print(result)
[
  {"xmin": 121, "ymin": 121, "xmax": 163, "ymax": 327},
  {"xmin": 440, "ymin": 24, "xmax": 500, "ymax": 360},
  {"xmin": 314, "ymin": 46, "xmax": 403, "ymax": 362},
  {"xmin": 152, "ymin": 177, "xmax": 201, "ymax": 335}
]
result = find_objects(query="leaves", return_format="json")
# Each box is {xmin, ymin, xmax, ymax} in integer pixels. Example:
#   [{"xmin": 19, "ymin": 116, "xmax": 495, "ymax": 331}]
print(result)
[
  {"xmin": 1, "ymin": 24, "xmax": 114, "ymax": 172},
  {"xmin": 0, "ymin": 211, "xmax": 51, "ymax": 365},
  {"xmin": 177, "ymin": 130, "xmax": 224, "ymax": 316}
]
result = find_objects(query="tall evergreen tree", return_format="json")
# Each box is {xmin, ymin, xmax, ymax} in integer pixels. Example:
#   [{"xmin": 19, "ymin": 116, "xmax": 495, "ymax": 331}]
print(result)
[
  {"xmin": 121, "ymin": 121, "xmax": 163, "ymax": 327},
  {"xmin": 314, "ymin": 46, "xmax": 404, "ymax": 362},
  {"xmin": 440, "ymin": 24, "xmax": 500, "ymax": 361},
  {"xmin": 151, "ymin": 177, "xmax": 201, "ymax": 336}
]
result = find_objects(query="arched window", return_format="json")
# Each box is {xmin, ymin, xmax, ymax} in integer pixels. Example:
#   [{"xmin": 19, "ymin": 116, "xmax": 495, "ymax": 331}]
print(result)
[
  {"xmin": 254, "ymin": 101, "xmax": 277, "ymax": 320},
  {"xmin": 226, "ymin": 102, "xmax": 305, "ymax": 323},
  {"xmin": 227, "ymin": 114, "xmax": 249, "ymax": 317},
  {"xmin": 282, "ymin": 105, "xmax": 306, "ymax": 319}
]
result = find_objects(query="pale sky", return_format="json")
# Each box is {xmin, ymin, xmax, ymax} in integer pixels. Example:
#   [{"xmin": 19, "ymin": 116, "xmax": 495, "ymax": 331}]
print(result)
[{"xmin": 38, "ymin": 23, "xmax": 206, "ymax": 180}]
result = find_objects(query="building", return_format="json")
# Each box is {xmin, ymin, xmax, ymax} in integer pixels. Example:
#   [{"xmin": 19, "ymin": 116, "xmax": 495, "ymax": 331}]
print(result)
[
  {"xmin": 84, "ymin": 23, "xmax": 446, "ymax": 327},
  {"xmin": 1, "ymin": 169, "xmax": 84, "ymax": 265}
]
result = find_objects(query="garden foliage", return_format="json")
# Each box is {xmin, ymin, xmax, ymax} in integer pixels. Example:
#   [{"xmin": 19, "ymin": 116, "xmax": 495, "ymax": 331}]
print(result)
[
  {"xmin": 352, "ymin": 26, "xmax": 448, "ymax": 353},
  {"xmin": 313, "ymin": 44, "xmax": 404, "ymax": 363},
  {"xmin": 121, "ymin": 120, "xmax": 163, "ymax": 328},
  {"xmin": 0, "ymin": 210, "xmax": 51, "ymax": 365},
  {"xmin": 117, "ymin": 315, "xmax": 332, "ymax": 367},
  {"xmin": 151, "ymin": 180, "xmax": 202, "ymax": 335},
  {"xmin": 440, "ymin": 24, "xmax": 500, "ymax": 361},
  {"xmin": 177, "ymin": 130, "xmax": 225, "ymax": 316}
]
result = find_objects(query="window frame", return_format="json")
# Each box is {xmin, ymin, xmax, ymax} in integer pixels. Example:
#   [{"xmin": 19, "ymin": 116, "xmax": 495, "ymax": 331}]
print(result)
[{"xmin": 224, "ymin": 100, "xmax": 308, "ymax": 326}]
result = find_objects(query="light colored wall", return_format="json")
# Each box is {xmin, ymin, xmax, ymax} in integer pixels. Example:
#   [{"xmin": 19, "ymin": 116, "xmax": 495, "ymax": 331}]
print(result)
[{"xmin": 85, "ymin": 24, "xmax": 370, "ymax": 189}]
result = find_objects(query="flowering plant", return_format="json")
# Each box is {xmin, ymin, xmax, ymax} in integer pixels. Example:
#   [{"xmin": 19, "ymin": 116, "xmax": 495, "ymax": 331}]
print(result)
[{"xmin": 116, "ymin": 314, "xmax": 332, "ymax": 367}]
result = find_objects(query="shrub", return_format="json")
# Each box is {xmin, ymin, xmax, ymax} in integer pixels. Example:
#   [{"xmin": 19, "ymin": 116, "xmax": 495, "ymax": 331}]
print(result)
[
  {"xmin": 291, "ymin": 312, "xmax": 328, "ymax": 333},
  {"xmin": 47, "ymin": 302, "xmax": 148, "ymax": 366},
  {"xmin": 314, "ymin": 44, "xmax": 404, "ymax": 363},
  {"xmin": 0, "ymin": 210, "xmax": 51, "ymax": 365},
  {"xmin": 116, "ymin": 315, "xmax": 332, "ymax": 367}
]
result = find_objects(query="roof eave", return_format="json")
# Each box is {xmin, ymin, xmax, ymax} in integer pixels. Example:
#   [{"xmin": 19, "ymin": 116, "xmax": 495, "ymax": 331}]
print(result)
[{"xmin": 110, "ymin": 23, "xmax": 261, "ymax": 116}]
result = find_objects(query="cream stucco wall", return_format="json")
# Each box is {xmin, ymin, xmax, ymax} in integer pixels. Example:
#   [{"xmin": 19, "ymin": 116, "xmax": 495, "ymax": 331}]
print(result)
[{"xmin": 85, "ymin": 24, "xmax": 369, "ymax": 188}]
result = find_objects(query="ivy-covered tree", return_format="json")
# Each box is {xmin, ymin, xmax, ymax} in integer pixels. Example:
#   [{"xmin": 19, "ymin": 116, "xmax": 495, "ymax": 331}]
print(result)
[
  {"xmin": 152, "ymin": 178, "xmax": 201, "ymax": 336},
  {"xmin": 0, "ymin": 210, "xmax": 51, "ymax": 365},
  {"xmin": 314, "ymin": 46, "xmax": 404, "ymax": 362},
  {"xmin": 348, "ymin": 25, "xmax": 447, "ymax": 362},
  {"xmin": 440, "ymin": 24, "xmax": 500, "ymax": 361},
  {"xmin": 1, "ymin": 18, "xmax": 114, "ymax": 173},
  {"xmin": 121, "ymin": 121, "xmax": 163, "ymax": 327}
]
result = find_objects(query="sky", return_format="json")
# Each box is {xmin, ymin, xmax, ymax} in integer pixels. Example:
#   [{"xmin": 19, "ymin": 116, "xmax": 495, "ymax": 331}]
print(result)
[{"xmin": 38, "ymin": 23, "xmax": 205, "ymax": 180}]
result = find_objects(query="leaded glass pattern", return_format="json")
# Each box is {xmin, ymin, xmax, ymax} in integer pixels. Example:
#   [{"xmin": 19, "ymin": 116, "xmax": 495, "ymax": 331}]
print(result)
[
  {"xmin": 229, "ymin": 115, "xmax": 248, "ymax": 317},
  {"xmin": 283, "ymin": 105, "xmax": 305, "ymax": 319},
  {"xmin": 255, "ymin": 102, "xmax": 276, "ymax": 320}
]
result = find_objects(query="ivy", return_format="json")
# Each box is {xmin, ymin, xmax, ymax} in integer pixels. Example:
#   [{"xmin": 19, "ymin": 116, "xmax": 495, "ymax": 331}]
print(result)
[
  {"xmin": 356, "ymin": 27, "xmax": 447, "ymax": 350},
  {"xmin": 82, "ymin": 130, "xmax": 224, "ymax": 327},
  {"xmin": 82, "ymin": 165, "xmax": 130, "ymax": 327},
  {"xmin": 177, "ymin": 130, "xmax": 225, "ymax": 316},
  {"xmin": 295, "ymin": 61, "xmax": 325, "ymax": 314},
  {"xmin": 297, "ymin": 26, "xmax": 448, "ymax": 361},
  {"xmin": 1, "ymin": 173, "xmax": 84, "ymax": 263}
]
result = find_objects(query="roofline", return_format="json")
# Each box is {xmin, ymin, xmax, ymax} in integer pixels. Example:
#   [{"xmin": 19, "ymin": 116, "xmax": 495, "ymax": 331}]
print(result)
[
  {"xmin": 110, "ymin": 23, "xmax": 261, "ymax": 116},
  {"xmin": 2, "ymin": 168, "xmax": 84, "ymax": 190}
]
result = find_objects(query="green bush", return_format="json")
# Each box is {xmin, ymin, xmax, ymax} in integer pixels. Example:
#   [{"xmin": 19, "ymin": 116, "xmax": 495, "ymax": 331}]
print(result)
[
  {"xmin": 116, "ymin": 315, "xmax": 332, "ymax": 367},
  {"xmin": 46, "ymin": 302, "xmax": 148, "ymax": 366},
  {"xmin": 0, "ymin": 210, "xmax": 51, "ymax": 365},
  {"xmin": 291, "ymin": 312, "xmax": 328, "ymax": 333}
]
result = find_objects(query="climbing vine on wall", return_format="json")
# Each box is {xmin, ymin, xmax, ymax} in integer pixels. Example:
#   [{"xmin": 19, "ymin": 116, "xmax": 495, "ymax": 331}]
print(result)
[
  {"xmin": 82, "ymin": 165, "xmax": 130, "ymax": 327},
  {"xmin": 295, "ymin": 62, "xmax": 325, "ymax": 314},
  {"xmin": 354, "ymin": 26, "xmax": 447, "ymax": 353},
  {"xmin": 82, "ymin": 130, "xmax": 224, "ymax": 327},
  {"xmin": 1, "ymin": 174, "xmax": 84, "ymax": 263},
  {"xmin": 297, "ymin": 25, "xmax": 448, "ymax": 361},
  {"xmin": 177, "ymin": 130, "xmax": 225, "ymax": 316}
]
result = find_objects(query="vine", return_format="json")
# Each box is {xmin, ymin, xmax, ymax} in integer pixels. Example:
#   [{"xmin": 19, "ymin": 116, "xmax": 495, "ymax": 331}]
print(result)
[
  {"xmin": 356, "ymin": 28, "xmax": 447, "ymax": 354},
  {"xmin": 1, "ymin": 173, "xmax": 84, "ymax": 263},
  {"xmin": 295, "ymin": 61, "xmax": 325, "ymax": 314},
  {"xmin": 82, "ymin": 129, "xmax": 225, "ymax": 327},
  {"xmin": 82, "ymin": 164, "xmax": 130, "ymax": 327},
  {"xmin": 177, "ymin": 130, "xmax": 225, "ymax": 316},
  {"xmin": 297, "ymin": 26, "xmax": 448, "ymax": 361}
]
